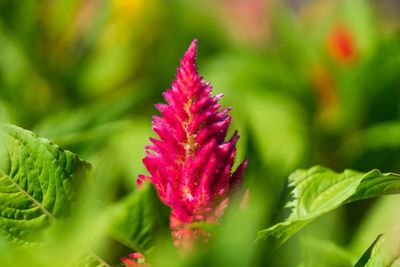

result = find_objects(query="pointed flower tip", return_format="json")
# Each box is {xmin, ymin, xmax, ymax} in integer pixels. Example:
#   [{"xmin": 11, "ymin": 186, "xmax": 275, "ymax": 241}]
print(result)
[
  {"xmin": 137, "ymin": 174, "xmax": 148, "ymax": 188},
  {"xmin": 239, "ymin": 158, "xmax": 249, "ymax": 176},
  {"xmin": 182, "ymin": 39, "xmax": 198, "ymax": 65},
  {"xmin": 243, "ymin": 158, "xmax": 249, "ymax": 167},
  {"xmin": 188, "ymin": 38, "xmax": 198, "ymax": 53}
]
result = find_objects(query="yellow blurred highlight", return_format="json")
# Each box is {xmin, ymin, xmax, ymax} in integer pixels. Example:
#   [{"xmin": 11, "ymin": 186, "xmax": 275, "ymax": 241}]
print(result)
[
  {"xmin": 101, "ymin": 0, "xmax": 154, "ymax": 45},
  {"xmin": 112, "ymin": 0, "xmax": 144, "ymax": 18}
]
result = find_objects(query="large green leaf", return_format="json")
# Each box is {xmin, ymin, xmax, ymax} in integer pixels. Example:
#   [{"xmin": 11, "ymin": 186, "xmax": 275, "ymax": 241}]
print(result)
[
  {"xmin": 109, "ymin": 183, "xmax": 169, "ymax": 253},
  {"xmin": 256, "ymin": 166, "xmax": 400, "ymax": 249},
  {"xmin": 0, "ymin": 123, "xmax": 90, "ymax": 245}
]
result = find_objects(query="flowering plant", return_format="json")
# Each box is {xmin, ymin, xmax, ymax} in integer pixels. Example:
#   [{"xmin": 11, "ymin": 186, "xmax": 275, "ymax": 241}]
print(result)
[
  {"xmin": 3, "ymin": 3, "xmax": 400, "ymax": 265},
  {"xmin": 138, "ymin": 39, "xmax": 247, "ymax": 249}
]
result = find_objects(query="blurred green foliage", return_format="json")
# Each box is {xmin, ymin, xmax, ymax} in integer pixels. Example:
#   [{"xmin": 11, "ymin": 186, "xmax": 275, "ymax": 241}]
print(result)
[{"xmin": 1, "ymin": 0, "xmax": 400, "ymax": 266}]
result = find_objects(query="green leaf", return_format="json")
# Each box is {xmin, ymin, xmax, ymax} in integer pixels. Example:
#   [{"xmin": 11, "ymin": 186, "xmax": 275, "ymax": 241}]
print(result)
[
  {"xmin": 109, "ymin": 183, "xmax": 169, "ymax": 253},
  {"xmin": 245, "ymin": 91, "xmax": 309, "ymax": 176},
  {"xmin": 344, "ymin": 122, "xmax": 400, "ymax": 159},
  {"xmin": 300, "ymin": 237, "xmax": 356, "ymax": 267},
  {"xmin": 256, "ymin": 166, "xmax": 400, "ymax": 249},
  {"xmin": 357, "ymin": 228, "xmax": 400, "ymax": 267},
  {"xmin": 354, "ymin": 235, "xmax": 382, "ymax": 267},
  {"xmin": 74, "ymin": 251, "xmax": 112, "ymax": 267},
  {"xmin": 34, "ymin": 89, "xmax": 145, "ymax": 148},
  {"xmin": 350, "ymin": 195, "xmax": 400, "ymax": 256},
  {"xmin": 0, "ymin": 123, "xmax": 90, "ymax": 245}
]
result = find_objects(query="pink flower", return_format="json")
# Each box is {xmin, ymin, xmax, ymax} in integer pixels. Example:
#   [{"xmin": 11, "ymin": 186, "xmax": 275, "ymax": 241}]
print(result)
[
  {"xmin": 138, "ymin": 39, "xmax": 247, "ymax": 248},
  {"xmin": 122, "ymin": 253, "xmax": 149, "ymax": 267}
]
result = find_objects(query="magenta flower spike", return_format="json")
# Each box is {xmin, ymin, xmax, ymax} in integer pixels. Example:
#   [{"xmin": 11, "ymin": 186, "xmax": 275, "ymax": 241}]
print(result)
[{"xmin": 138, "ymin": 39, "xmax": 247, "ymax": 248}]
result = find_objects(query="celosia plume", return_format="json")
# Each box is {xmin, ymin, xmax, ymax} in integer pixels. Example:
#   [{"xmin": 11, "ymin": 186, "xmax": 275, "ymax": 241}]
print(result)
[{"xmin": 138, "ymin": 39, "xmax": 247, "ymax": 248}]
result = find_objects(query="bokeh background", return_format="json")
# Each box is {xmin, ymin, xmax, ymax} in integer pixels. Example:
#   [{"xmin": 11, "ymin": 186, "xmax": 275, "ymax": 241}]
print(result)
[{"xmin": 1, "ymin": 0, "xmax": 400, "ymax": 266}]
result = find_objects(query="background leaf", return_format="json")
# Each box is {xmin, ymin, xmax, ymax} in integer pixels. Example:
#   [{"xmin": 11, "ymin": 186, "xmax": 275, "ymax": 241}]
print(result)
[
  {"xmin": 299, "ymin": 237, "xmax": 356, "ymax": 267},
  {"xmin": 353, "ymin": 235, "xmax": 381, "ymax": 267},
  {"xmin": 256, "ymin": 166, "xmax": 400, "ymax": 250},
  {"xmin": 350, "ymin": 195, "xmax": 400, "ymax": 257},
  {"xmin": 109, "ymin": 183, "xmax": 169, "ymax": 254},
  {"xmin": 357, "ymin": 227, "xmax": 400, "ymax": 267}
]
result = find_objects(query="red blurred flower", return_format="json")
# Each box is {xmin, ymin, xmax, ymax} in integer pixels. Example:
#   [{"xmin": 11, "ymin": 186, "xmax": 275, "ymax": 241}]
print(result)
[
  {"xmin": 138, "ymin": 39, "xmax": 247, "ymax": 249},
  {"xmin": 122, "ymin": 252, "xmax": 149, "ymax": 267},
  {"xmin": 327, "ymin": 24, "xmax": 357, "ymax": 64}
]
